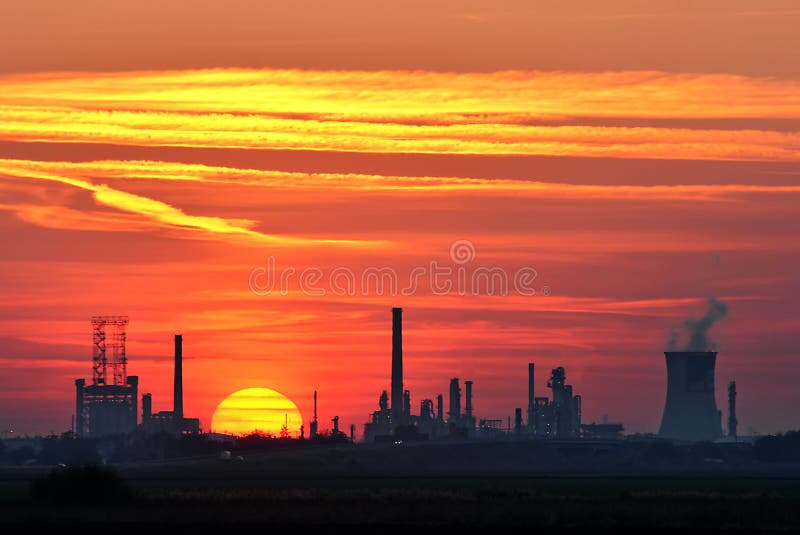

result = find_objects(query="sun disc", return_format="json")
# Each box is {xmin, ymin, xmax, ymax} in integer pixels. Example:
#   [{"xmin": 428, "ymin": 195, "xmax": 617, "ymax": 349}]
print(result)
[{"xmin": 211, "ymin": 387, "xmax": 303, "ymax": 437}]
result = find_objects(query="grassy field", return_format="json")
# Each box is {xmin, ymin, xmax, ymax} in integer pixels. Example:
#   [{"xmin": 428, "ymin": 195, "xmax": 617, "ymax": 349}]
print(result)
[{"xmin": 4, "ymin": 476, "xmax": 800, "ymax": 528}]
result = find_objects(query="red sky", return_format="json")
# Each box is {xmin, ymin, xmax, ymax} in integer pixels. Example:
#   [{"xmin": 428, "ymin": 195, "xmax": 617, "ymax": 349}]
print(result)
[{"xmin": 0, "ymin": 1, "xmax": 799, "ymax": 437}]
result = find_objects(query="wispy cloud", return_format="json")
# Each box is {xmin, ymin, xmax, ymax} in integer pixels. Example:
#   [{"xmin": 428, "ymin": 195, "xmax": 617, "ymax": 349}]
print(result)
[
  {"xmin": 3, "ymin": 158, "xmax": 800, "ymax": 202},
  {"xmin": 1, "ymin": 69, "xmax": 799, "ymax": 161},
  {"xmin": 0, "ymin": 160, "xmax": 382, "ymax": 246}
]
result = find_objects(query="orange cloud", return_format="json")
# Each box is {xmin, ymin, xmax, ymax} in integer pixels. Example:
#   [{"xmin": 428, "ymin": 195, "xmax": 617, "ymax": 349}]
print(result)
[
  {"xmin": 1, "ymin": 69, "xmax": 799, "ymax": 161},
  {"xmin": 0, "ymin": 159, "xmax": 382, "ymax": 246},
  {"xmin": 3, "ymin": 158, "xmax": 800, "ymax": 201},
  {"xmin": 0, "ymin": 202, "xmax": 153, "ymax": 232}
]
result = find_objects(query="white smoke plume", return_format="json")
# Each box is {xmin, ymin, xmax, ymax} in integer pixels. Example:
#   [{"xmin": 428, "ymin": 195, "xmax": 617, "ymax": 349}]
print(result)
[{"xmin": 667, "ymin": 297, "xmax": 728, "ymax": 352}]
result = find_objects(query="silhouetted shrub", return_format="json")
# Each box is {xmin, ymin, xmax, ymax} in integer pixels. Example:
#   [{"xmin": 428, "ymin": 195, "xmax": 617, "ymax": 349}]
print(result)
[{"xmin": 31, "ymin": 465, "xmax": 131, "ymax": 504}]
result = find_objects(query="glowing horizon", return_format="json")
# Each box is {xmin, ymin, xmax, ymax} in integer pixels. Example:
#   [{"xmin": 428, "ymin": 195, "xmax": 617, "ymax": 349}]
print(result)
[
  {"xmin": 1, "ymin": 1, "xmax": 799, "ymax": 438},
  {"xmin": 211, "ymin": 387, "xmax": 304, "ymax": 437}
]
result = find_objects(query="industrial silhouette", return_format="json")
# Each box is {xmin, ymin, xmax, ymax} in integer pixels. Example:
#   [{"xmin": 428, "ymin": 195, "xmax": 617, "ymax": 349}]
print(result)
[
  {"xmin": 141, "ymin": 334, "xmax": 200, "ymax": 434},
  {"xmin": 75, "ymin": 318, "xmax": 198, "ymax": 437},
  {"xmin": 74, "ymin": 317, "xmax": 137, "ymax": 437},
  {"xmin": 63, "ymin": 306, "xmax": 745, "ymax": 445},
  {"xmin": 658, "ymin": 351, "xmax": 723, "ymax": 441},
  {"xmin": 363, "ymin": 307, "xmax": 620, "ymax": 442},
  {"xmin": 728, "ymin": 380, "xmax": 738, "ymax": 439}
]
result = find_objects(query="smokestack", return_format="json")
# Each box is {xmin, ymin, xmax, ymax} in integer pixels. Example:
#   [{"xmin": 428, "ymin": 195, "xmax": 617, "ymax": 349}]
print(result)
[
  {"xmin": 728, "ymin": 381, "xmax": 737, "ymax": 439},
  {"xmin": 350, "ymin": 423, "xmax": 356, "ymax": 442},
  {"xmin": 74, "ymin": 379, "xmax": 85, "ymax": 438},
  {"xmin": 403, "ymin": 389, "xmax": 411, "ymax": 419},
  {"xmin": 659, "ymin": 352, "xmax": 723, "ymax": 441},
  {"xmin": 391, "ymin": 307, "xmax": 403, "ymax": 424},
  {"xmin": 449, "ymin": 378, "xmax": 461, "ymax": 422},
  {"xmin": 527, "ymin": 362, "xmax": 535, "ymax": 430},
  {"xmin": 173, "ymin": 334, "xmax": 183, "ymax": 420},
  {"xmin": 515, "ymin": 408, "xmax": 523, "ymax": 434},
  {"xmin": 142, "ymin": 393, "xmax": 152, "ymax": 426},
  {"xmin": 310, "ymin": 390, "xmax": 318, "ymax": 438},
  {"xmin": 436, "ymin": 394, "xmax": 444, "ymax": 421},
  {"xmin": 465, "ymin": 380, "xmax": 473, "ymax": 418},
  {"xmin": 127, "ymin": 375, "xmax": 138, "ymax": 430}
]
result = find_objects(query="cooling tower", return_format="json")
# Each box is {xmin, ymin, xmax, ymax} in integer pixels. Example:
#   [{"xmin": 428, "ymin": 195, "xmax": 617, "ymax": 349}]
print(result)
[{"xmin": 659, "ymin": 351, "xmax": 723, "ymax": 441}]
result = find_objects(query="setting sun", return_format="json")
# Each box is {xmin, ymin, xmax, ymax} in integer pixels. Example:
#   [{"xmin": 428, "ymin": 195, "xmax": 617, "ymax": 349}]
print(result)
[{"xmin": 211, "ymin": 388, "xmax": 303, "ymax": 437}]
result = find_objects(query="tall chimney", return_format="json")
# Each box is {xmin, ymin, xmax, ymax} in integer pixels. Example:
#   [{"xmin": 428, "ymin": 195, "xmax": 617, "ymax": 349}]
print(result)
[
  {"xmin": 173, "ymin": 334, "xmax": 183, "ymax": 420},
  {"xmin": 465, "ymin": 380, "xmax": 473, "ymax": 418},
  {"xmin": 310, "ymin": 390, "xmax": 318, "ymax": 438},
  {"xmin": 391, "ymin": 307, "xmax": 403, "ymax": 424},
  {"xmin": 449, "ymin": 378, "xmax": 461, "ymax": 422},
  {"xmin": 527, "ymin": 362, "xmax": 535, "ymax": 430},
  {"xmin": 436, "ymin": 394, "xmax": 444, "ymax": 422},
  {"xmin": 142, "ymin": 393, "xmax": 152, "ymax": 426},
  {"xmin": 127, "ymin": 375, "xmax": 138, "ymax": 431},
  {"xmin": 728, "ymin": 381, "xmax": 737, "ymax": 439},
  {"xmin": 74, "ymin": 379, "xmax": 85, "ymax": 438}
]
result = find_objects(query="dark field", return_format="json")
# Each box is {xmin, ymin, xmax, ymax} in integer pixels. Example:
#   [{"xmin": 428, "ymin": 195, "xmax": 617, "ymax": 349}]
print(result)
[
  {"xmin": 5, "ymin": 439, "xmax": 800, "ymax": 528},
  {"xmin": 4, "ymin": 476, "xmax": 800, "ymax": 529}
]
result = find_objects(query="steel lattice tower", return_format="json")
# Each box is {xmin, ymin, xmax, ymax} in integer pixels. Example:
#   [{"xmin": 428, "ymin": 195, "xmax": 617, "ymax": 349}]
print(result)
[{"xmin": 91, "ymin": 316, "xmax": 129, "ymax": 385}]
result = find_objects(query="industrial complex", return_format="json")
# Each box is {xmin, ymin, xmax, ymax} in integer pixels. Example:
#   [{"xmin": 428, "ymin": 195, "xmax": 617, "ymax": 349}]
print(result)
[
  {"xmin": 74, "ymin": 317, "xmax": 199, "ymax": 437},
  {"xmin": 67, "ymin": 307, "xmax": 737, "ymax": 444},
  {"xmin": 363, "ymin": 307, "xmax": 620, "ymax": 442}
]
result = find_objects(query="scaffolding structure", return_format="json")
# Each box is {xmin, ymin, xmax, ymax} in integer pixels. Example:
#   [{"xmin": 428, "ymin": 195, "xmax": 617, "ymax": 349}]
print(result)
[
  {"xmin": 76, "ymin": 316, "xmax": 137, "ymax": 437},
  {"xmin": 92, "ymin": 316, "xmax": 128, "ymax": 386}
]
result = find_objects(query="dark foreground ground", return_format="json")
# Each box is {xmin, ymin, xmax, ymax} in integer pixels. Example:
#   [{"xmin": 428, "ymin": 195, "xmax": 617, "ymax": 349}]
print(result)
[
  {"xmin": 4, "ymin": 476, "xmax": 800, "ymax": 530},
  {"xmin": 4, "ymin": 440, "xmax": 800, "ymax": 529}
]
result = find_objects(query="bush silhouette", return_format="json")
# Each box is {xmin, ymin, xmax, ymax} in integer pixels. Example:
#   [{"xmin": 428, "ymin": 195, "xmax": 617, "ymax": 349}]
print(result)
[{"xmin": 31, "ymin": 465, "xmax": 131, "ymax": 504}]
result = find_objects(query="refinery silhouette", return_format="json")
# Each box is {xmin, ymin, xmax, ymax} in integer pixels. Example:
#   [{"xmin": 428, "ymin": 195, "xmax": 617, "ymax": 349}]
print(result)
[
  {"xmin": 7, "ymin": 303, "xmax": 800, "ymax": 532},
  {"xmin": 57, "ymin": 305, "xmax": 734, "ymax": 445}
]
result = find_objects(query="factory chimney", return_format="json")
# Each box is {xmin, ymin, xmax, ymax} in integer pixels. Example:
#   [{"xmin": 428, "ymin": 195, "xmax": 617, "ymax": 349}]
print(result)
[
  {"xmin": 659, "ymin": 351, "xmax": 723, "ymax": 441},
  {"xmin": 173, "ymin": 334, "xmax": 183, "ymax": 420},
  {"xmin": 449, "ymin": 378, "xmax": 461, "ymax": 422},
  {"xmin": 310, "ymin": 390, "xmax": 318, "ymax": 438},
  {"xmin": 142, "ymin": 393, "xmax": 152, "ymax": 426},
  {"xmin": 391, "ymin": 307, "xmax": 403, "ymax": 424},
  {"xmin": 436, "ymin": 394, "xmax": 444, "ymax": 421},
  {"xmin": 728, "ymin": 381, "xmax": 737, "ymax": 439},
  {"xmin": 74, "ymin": 379, "xmax": 85, "ymax": 438},
  {"xmin": 465, "ymin": 380, "xmax": 473, "ymax": 419},
  {"xmin": 527, "ymin": 362, "xmax": 535, "ymax": 431}
]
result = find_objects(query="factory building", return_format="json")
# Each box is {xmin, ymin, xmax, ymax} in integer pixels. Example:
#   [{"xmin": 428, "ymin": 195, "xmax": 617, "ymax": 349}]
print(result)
[
  {"xmin": 141, "ymin": 334, "xmax": 200, "ymax": 435},
  {"xmin": 364, "ymin": 308, "xmax": 445, "ymax": 441},
  {"xmin": 363, "ymin": 308, "xmax": 604, "ymax": 443},
  {"xmin": 528, "ymin": 365, "xmax": 582, "ymax": 439},
  {"xmin": 74, "ymin": 317, "xmax": 138, "ymax": 437},
  {"xmin": 447, "ymin": 377, "xmax": 476, "ymax": 435}
]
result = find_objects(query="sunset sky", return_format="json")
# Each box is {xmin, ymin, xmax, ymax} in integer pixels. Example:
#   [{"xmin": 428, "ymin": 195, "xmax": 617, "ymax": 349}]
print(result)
[{"xmin": 1, "ymin": 1, "xmax": 799, "ymax": 437}]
